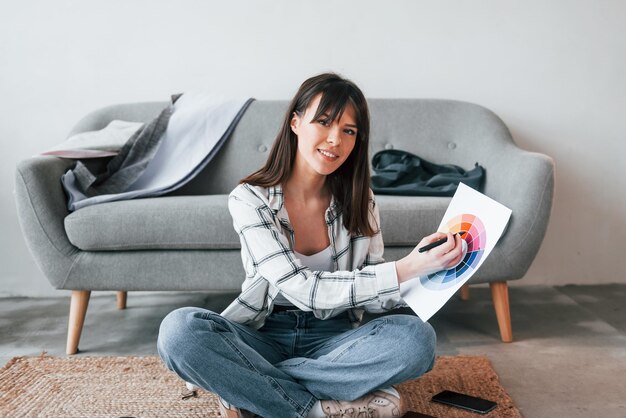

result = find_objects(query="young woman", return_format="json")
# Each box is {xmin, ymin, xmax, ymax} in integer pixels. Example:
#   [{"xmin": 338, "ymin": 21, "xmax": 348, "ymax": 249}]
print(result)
[{"xmin": 158, "ymin": 73, "xmax": 465, "ymax": 418}]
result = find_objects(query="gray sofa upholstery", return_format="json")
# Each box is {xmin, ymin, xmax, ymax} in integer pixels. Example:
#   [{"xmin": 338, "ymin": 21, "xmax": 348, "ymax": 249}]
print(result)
[{"xmin": 15, "ymin": 99, "xmax": 554, "ymax": 353}]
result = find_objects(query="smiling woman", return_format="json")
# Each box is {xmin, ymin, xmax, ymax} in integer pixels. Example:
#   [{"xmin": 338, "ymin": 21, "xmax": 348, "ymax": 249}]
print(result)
[
  {"xmin": 157, "ymin": 73, "xmax": 465, "ymax": 418},
  {"xmin": 290, "ymin": 93, "xmax": 358, "ymax": 176}
]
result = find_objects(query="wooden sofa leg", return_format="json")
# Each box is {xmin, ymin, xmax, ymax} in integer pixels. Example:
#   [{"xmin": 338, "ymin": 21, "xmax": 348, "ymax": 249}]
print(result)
[
  {"xmin": 490, "ymin": 281, "xmax": 513, "ymax": 342},
  {"xmin": 116, "ymin": 291, "xmax": 127, "ymax": 310},
  {"xmin": 459, "ymin": 284, "xmax": 470, "ymax": 301},
  {"xmin": 67, "ymin": 290, "xmax": 91, "ymax": 355}
]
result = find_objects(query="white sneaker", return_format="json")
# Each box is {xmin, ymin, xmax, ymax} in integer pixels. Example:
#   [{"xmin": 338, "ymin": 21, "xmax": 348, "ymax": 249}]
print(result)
[{"xmin": 319, "ymin": 388, "xmax": 407, "ymax": 417}]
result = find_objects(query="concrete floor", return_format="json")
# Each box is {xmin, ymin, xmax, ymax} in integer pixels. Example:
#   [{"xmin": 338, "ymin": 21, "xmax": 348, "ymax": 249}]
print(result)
[{"xmin": 1, "ymin": 284, "xmax": 625, "ymax": 417}]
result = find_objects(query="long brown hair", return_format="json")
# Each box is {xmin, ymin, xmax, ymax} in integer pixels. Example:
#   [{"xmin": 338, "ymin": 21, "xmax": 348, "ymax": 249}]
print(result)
[{"xmin": 241, "ymin": 72, "xmax": 375, "ymax": 236}]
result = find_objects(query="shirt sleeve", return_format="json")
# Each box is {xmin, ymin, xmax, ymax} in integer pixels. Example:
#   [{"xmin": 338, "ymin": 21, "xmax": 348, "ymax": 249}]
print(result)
[{"xmin": 228, "ymin": 185, "xmax": 400, "ymax": 311}]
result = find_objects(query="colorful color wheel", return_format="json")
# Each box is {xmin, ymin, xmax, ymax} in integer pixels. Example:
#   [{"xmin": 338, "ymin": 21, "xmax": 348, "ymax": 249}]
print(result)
[{"xmin": 420, "ymin": 214, "xmax": 487, "ymax": 291}]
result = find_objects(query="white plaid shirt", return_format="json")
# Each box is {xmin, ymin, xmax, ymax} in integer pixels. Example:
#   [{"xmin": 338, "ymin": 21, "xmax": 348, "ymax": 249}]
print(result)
[{"xmin": 220, "ymin": 183, "xmax": 404, "ymax": 329}]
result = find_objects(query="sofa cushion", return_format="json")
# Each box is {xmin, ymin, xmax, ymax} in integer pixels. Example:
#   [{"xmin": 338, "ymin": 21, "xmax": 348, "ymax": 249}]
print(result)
[
  {"xmin": 375, "ymin": 195, "xmax": 450, "ymax": 246},
  {"xmin": 65, "ymin": 195, "xmax": 238, "ymax": 251},
  {"xmin": 64, "ymin": 194, "xmax": 451, "ymax": 251}
]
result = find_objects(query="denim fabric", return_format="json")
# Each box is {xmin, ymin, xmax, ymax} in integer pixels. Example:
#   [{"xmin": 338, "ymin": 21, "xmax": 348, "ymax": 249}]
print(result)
[{"xmin": 157, "ymin": 307, "xmax": 436, "ymax": 418}]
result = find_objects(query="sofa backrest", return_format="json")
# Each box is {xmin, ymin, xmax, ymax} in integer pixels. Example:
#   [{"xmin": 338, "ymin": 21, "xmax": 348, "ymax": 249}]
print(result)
[{"xmin": 69, "ymin": 98, "xmax": 516, "ymax": 195}]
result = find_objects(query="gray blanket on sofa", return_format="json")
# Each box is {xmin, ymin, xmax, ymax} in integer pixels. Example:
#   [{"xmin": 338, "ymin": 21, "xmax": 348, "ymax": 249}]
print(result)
[{"xmin": 61, "ymin": 93, "xmax": 254, "ymax": 211}]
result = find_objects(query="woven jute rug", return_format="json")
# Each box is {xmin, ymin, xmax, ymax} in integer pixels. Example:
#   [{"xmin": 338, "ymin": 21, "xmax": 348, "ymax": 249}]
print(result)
[{"xmin": 0, "ymin": 355, "xmax": 521, "ymax": 417}]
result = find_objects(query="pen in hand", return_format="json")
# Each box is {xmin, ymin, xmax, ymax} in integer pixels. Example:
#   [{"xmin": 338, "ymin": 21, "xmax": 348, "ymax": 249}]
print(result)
[{"xmin": 418, "ymin": 231, "xmax": 467, "ymax": 253}]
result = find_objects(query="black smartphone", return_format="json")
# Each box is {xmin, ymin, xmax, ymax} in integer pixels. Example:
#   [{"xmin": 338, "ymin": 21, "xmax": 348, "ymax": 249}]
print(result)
[{"xmin": 431, "ymin": 390, "xmax": 497, "ymax": 414}]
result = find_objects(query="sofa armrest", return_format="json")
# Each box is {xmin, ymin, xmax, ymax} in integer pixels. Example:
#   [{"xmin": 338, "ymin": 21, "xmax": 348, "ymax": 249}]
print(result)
[
  {"xmin": 15, "ymin": 156, "xmax": 80, "ymax": 289},
  {"xmin": 480, "ymin": 144, "xmax": 555, "ymax": 280}
]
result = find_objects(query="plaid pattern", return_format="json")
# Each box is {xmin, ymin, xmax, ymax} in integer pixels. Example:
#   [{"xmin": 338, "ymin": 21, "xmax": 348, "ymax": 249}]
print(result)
[{"xmin": 221, "ymin": 183, "xmax": 404, "ymax": 329}]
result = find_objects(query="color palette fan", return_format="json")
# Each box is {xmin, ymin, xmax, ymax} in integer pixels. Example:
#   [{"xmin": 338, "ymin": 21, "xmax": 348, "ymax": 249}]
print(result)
[{"xmin": 420, "ymin": 213, "xmax": 486, "ymax": 290}]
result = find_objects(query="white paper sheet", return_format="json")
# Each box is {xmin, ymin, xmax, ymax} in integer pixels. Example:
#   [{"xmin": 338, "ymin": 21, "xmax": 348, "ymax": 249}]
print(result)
[{"xmin": 399, "ymin": 183, "xmax": 512, "ymax": 321}]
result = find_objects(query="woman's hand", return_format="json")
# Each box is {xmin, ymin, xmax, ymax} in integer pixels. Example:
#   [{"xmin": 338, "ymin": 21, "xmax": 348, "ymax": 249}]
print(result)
[{"xmin": 395, "ymin": 232, "xmax": 466, "ymax": 284}]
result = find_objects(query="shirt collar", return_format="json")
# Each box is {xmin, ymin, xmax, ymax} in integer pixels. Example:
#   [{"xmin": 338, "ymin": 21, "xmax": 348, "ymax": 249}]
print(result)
[{"xmin": 268, "ymin": 184, "xmax": 284, "ymax": 213}]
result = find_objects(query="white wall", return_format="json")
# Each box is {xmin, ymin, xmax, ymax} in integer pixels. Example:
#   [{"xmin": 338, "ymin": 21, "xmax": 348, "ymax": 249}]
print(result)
[{"xmin": 1, "ymin": 0, "xmax": 624, "ymax": 296}]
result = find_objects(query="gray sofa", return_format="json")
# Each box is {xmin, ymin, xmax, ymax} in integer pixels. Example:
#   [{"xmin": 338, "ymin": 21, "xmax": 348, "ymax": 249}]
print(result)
[{"xmin": 15, "ymin": 99, "xmax": 554, "ymax": 354}]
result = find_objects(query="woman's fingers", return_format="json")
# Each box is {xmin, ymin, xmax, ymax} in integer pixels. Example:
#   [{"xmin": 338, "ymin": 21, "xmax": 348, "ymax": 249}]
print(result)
[
  {"xmin": 444, "ymin": 234, "xmax": 466, "ymax": 267},
  {"xmin": 431, "ymin": 232, "xmax": 456, "ymax": 255},
  {"xmin": 418, "ymin": 232, "xmax": 446, "ymax": 247},
  {"xmin": 410, "ymin": 232, "xmax": 469, "ymax": 276}
]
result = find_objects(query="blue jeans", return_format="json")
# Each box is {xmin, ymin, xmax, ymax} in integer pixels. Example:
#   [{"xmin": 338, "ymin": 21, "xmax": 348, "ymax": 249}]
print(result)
[{"xmin": 157, "ymin": 308, "xmax": 436, "ymax": 418}]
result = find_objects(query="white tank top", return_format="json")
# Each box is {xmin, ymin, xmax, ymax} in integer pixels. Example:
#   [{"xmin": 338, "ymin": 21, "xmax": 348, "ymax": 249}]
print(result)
[{"xmin": 273, "ymin": 246, "xmax": 334, "ymax": 306}]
